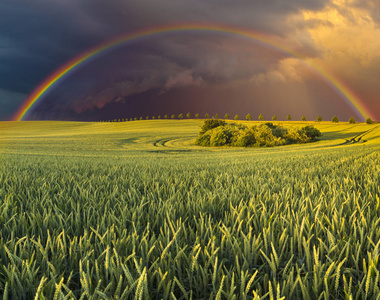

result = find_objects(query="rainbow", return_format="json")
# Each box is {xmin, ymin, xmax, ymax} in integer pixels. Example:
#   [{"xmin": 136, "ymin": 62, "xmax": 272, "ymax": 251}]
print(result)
[{"xmin": 13, "ymin": 23, "xmax": 374, "ymax": 121}]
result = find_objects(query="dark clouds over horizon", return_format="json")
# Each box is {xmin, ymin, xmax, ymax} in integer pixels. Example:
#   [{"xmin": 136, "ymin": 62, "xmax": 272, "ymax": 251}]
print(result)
[{"xmin": 1, "ymin": 0, "xmax": 379, "ymax": 121}]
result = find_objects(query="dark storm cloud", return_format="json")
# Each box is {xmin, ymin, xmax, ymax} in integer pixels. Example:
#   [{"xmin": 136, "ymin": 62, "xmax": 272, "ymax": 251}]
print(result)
[
  {"xmin": 0, "ymin": 89, "xmax": 26, "ymax": 120},
  {"xmin": 0, "ymin": 0, "xmax": 331, "ymax": 80},
  {"xmin": 0, "ymin": 0, "xmax": 350, "ymax": 120},
  {"xmin": 33, "ymin": 33, "xmax": 289, "ymax": 116}
]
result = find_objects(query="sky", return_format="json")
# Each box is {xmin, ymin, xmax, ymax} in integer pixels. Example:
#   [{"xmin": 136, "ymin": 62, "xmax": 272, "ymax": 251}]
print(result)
[{"xmin": 0, "ymin": 0, "xmax": 379, "ymax": 121}]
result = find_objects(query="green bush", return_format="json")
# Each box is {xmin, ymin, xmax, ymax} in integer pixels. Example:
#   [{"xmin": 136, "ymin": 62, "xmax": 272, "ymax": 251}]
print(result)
[
  {"xmin": 264, "ymin": 122, "xmax": 276, "ymax": 129},
  {"xmin": 366, "ymin": 118, "xmax": 374, "ymax": 124},
  {"xmin": 196, "ymin": 120, "xmax": 320, "ymax": 147},
  {"xmin": 349, "ymin": 116, "xmax": 355, "ymax": 124},
  {"xmin": 284, "ymin": 127, "xmax": 309, "ymax": 143},
  {"xmin": 233, "ymin": 127, "xmax": 256, "ymax": 147},
  {"xmin": 198, "ymin": 119, "xmax": 227, "ymax": 136},
  {"xmin": 272, "ymin": 126, "xmax": 288, "ymax": 138},
  {"xmin": 209, "ymin": 125, "xmax": 237, "ymax": 146},
  {"xmin": 332, "ymin": 116, "xmax": 339, "ymax": 123},
  {"xmin": 254, "ymin": 125, "xmax": 284, "ymax": 147},
  {"xmin": 195, "ymin": 131, "xmax": 212, "ymax": 146},
  {"xmin": 300, "ymin": 125, "xmax": 322, "ymax": 139}
]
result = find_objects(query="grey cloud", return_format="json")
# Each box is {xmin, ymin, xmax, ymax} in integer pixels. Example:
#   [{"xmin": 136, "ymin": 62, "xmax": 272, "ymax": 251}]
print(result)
[{"xmin": 352, "ymin": 0, "xmax": 380, "ymax": 24}]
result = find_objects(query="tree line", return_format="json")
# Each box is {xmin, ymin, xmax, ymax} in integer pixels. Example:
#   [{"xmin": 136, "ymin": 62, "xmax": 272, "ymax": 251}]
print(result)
[{"xmin": 98, "ymin": 113, "xmax": 375, "ymax": 124}]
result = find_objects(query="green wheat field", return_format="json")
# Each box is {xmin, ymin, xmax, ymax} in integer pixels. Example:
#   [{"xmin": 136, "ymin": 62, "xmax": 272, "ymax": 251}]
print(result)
[{"xmin": 0, "ymin": 120, "xmax": 380, "ymax": 299}]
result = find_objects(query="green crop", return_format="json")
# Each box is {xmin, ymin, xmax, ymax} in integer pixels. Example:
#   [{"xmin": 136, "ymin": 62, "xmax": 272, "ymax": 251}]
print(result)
[{"xmin": 0, "ymin": 120, "xmax": 379, "ymax": 299}]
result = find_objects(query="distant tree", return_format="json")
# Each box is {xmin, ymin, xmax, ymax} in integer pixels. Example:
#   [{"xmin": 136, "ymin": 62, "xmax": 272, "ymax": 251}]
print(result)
[
  {"xmin": 272, "ymin": 115, "xmax": 278, "ymax": 121},
  {"xmin": 158, "ymin": 115, "xmax": 161, "ymax": 119},
  {"xmin": 130, "ymin": 118, "xmax": 133, "ymax": 121},
  {"xmin": 286, "ymin": 115, "xmax": 292, "ymax": 121},
  {"xmin": 215, "ymin": 113, "xmax": 219, "ymax": 119},
  {"xmin": 186, "ymin": 113, "xmax": 191, "ymax": 119},
  {"xmin": 317, "ymin": 115, "xmax": 322, "ymax": 122},
  {"xmin": 139, "ymin": 117, "xmax": 143, "ymax": 120},
  {"xmin": 234, "ymin": 114, "xmax": 239, "ymax": 120},
  {"xmin": 246, "ymin": 113, "xmax": 252, "ymax": 121},
  {"xmin": 171, "ymin": 115, "xmax": 175, "ymax": 119},
  {"xmin": 114, "ymin": 119, "xmax": 117, "ymax": 122},
  {"xmin": 164, "ymin": 115, "xmax": 168, "ymax": 119},
  {"xmin": 195, "ymin": 113, "xmax": 199, "ymax": 118},
  {"xmin": 122, "ymin": 118, "xmax": 125, "ymax": 122},
  {"xmin": 152, "ymin": 116, "xmax": 155, "ymax": 119},
  {"xmin": 178, "ymin": 113, "xmax": 183, "ymax": 119},
  {"xmin": 205, "ymin": 113, "xmax": 209, "ymax": 119},
  {"xmin": 348, "ymin": 116, "xmax": 356, "ymax": 124},
  {"xmin": 332, "ymin": 116, "xmax": 339, "ymax": 123},
  {"xmin": 134, "ymin": 117, "xmax": 138, "ymax": 121},
  {"xmin": 146, "ymin": 116, "xmax": 149, "ymax": 120},
  {"xmin": 366, "ymin": 118, "xmax": 374, "ymax": 124},
  {"xmin": 224, "ymin": 113, "xmax": 229, "ymax": 119},
  {"xmin": 301, "ymin": 116, "xmax": 306, "ymax": 121},
  {"xmin": 258, "ymin": 114, "xmax": 264, "ymax": 120}
]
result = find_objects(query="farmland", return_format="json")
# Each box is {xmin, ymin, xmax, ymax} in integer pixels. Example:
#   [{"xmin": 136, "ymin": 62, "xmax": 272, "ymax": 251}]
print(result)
[{"xmin": 0, "ymin": 120, "xmax": 380, "ymax": 299}]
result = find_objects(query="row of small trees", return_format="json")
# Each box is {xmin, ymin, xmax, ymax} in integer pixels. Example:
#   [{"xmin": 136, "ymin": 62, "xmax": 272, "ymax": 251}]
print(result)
[{"xmin": 99, "ymin": 113, "xmax": 375, "ymax": 124}]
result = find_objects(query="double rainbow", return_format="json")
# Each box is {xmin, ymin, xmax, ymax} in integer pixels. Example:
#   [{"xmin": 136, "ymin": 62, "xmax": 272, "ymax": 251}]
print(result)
[{"xmin": 12, "ymin": 23, "xmax": 374, "ymax": 121}]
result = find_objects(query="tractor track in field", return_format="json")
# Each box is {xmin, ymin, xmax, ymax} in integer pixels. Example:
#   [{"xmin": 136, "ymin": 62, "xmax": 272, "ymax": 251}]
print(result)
[
  {"xmin": 151, "ymin": 137, "xmax": 206, "ymax": 154},
  {"xmin": 153, "ymin": 138, "xmax": 171, "ymax": 147},
  {"xmin": 338, "ymin": 125, "xmax": 379, "ymax": 146}
]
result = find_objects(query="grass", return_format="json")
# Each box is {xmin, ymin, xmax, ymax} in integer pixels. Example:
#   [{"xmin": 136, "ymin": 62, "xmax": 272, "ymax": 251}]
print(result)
[{"xmin": 0, "ymin": 120, "xmax": 379, "ymax": 299}]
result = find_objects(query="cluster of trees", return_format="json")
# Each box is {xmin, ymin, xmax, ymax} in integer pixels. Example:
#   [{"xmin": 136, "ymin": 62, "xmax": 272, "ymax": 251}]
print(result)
[
  {"xmin": 98, "ymin": 113, "xmax": 375, "ymax": 124},
  {"xmin": 195, "ymin": 119, "xmax": 322, "ymax": 147}
]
